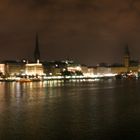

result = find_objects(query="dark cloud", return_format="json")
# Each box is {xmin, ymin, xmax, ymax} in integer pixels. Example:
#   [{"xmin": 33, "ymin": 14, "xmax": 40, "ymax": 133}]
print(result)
[
  {"xmin": 0, "ymin": 0, "xmax": 140, "ymax": 65},
  {"xmin": 10, "ymin": 0, "xmax": 50, "ymax": 6}
]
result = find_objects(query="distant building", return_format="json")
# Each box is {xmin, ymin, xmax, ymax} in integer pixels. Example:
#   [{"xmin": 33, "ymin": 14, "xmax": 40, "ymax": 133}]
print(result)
[
  {"xmin": 0, "ymin": 41, "xmax": 140, "ymax": 79},
  {"xmin": 91, "ymin": 45, "xmax": 140, "ymax": 76},
  {"xmin": 43, "ymin": 60, "xmax": 83, "ymax": 76},
  {"xmin": 43, "ymin": 61, "xmax": 66, "ymax": 76},
  {"xmin": 0, "ymin": 64, "xmax": 5, "ymax": 76},
  {"xmin": 3, "ymin": 60, "xmax": 25, "ymax": 77},
  {"xmin": 65, "ymin": 60, "xmax": 82, "ymax": 72},
  {"xmin": 25, "ymin": 61, "xmax": 44, "ymax": 76},
  {"xmin": 81, "ymin": 65, "xmax": 96, "ymax": 77},
  {"xmin": 110, "ymin": 45, "xmax": 140, "ymax": 74},
  {"xmin": 96, "ymin": 67, "xmax": 111, "ymax": 75},
  {"xmin": 81, "ymin": 65, "xmax": 88, "ymax": 76},
  {"xmin": 124, "ymin": 45, "xmax": 130, "ymax": 68}
]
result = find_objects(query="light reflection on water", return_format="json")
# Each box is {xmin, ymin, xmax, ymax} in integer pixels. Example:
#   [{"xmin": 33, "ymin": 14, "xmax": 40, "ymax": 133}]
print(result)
[{"xmin": 0, "ymin": 80, "xmax": 140, "ymax": 139}]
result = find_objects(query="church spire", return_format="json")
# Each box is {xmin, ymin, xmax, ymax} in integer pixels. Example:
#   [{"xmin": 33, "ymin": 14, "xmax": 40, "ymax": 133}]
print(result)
[
  {"xmin": 124, "ymin": 44, "xmax": 130, "ymax": 56},
  {"xmin": 34, "ymin": 33, "xmax": 40, "ymax": 62},
  {"xmin": 124, "ymin": 44, "xmax": 130, "ymax": 68}
]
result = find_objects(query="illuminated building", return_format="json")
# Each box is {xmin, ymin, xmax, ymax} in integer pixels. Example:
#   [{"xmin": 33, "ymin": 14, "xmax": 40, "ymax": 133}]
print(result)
[
  {"xmin": 96, "ymin": 67, "xmax": 111, "ymax": 75},
  {"xmin": 96, "ymin": 46, "xmax": 140, "ymax": 76},
  {"xmin": 67, "ymin": 66, "xmax": 81, "ymax": 72},
  {"xmin": 25, "ymin": 61, "xmax": 44, "ymax": 76},
  {"xmin": 81, "ymin": 65, "xmax": 96, "ymax": 77},
  {"xmin": 0, "ymin": 64, "xmax": 5, "ymax": 75},
  {"xmin": 43, "ymin": 60, "xmax": 83, "ymax": 76},
  {"xmin": 24, "ymin": 34, "xmax": 44, "ymax": 77},
  {"xmin": 64, "ymin": 60, "xmax": 82, "ymax": 72},
  {"xmin": 81, "ymin": 65, "xmax": 88, "ymax": 76},
  {"xmin": 43, "ymin": 61, "xmax": 66, "ymax": 76},
  {"xmin": 3, "ymin": 60, "xmax": 25, "ymax": 77}
]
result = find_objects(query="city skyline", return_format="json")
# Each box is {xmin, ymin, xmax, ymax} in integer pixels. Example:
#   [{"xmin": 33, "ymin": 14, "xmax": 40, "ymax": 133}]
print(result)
[
  {"xmin": 0, "ymin": 0, "xmax": 140, "ymax": 65},
  {"xmin": 0, "ymin": 34, "xmax": 138, "ymax": 67}
]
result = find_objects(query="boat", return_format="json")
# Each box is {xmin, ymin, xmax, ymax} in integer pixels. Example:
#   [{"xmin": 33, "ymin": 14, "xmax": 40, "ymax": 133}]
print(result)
[
  {"xmin": 31, "ymin": 78, "xmax": 41, "ymax": 82},
  {"xmin": 16, "ymin": 78, "xmax": 31, "ymax": 82}
]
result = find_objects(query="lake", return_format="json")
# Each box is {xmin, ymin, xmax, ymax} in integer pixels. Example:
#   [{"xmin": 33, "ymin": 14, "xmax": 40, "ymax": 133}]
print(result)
[{"xmin": 0, "ymin": 79, "xmax": 140, "ymax": 140}]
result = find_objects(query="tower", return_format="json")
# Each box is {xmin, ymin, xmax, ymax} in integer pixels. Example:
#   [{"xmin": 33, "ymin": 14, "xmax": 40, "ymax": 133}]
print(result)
[
  {"xmin": 124, "ymin": 45, "xmax": 130, "ymax": 68},
  {"xmin": 34, "ymin": 33, "xmax": 40, "ymax": 62}
]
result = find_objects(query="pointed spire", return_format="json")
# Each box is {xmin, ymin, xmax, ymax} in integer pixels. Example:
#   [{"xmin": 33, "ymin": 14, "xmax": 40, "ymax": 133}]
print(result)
[
  {"xmin": 124, "ymin": 44, "xmax": 130, "ymax": 56},
  {"xmin": 34, "ymin": 33, "xmax": 40, "ymax": 62},
  {"xmin": 124, "ymin": 44, "xmax": 130, "ymax": 68}
]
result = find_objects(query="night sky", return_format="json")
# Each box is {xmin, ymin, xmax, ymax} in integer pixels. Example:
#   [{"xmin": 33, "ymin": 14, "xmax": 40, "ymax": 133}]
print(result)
[{"xmin": 1, "ymin": 0, "xmax": 140, "ymax": 65}]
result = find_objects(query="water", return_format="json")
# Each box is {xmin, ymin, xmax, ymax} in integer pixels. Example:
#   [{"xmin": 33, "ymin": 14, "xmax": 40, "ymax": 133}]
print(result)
[{"xmin": 0, "ymin": 79, "xmax": 140, "ymax": 140}]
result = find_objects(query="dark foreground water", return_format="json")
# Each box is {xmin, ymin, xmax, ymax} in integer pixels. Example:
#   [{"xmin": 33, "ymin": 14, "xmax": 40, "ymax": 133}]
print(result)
[{"xmin": 0, "ymin": 79, "xmax": 140, "ymax": 140}]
